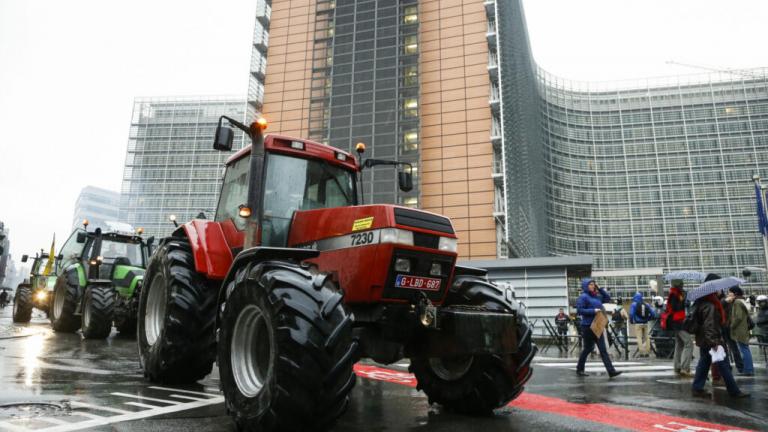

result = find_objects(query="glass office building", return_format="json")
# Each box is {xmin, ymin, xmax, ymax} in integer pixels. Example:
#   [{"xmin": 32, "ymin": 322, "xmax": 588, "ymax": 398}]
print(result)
[
  {"xmin": 71, "ymin": 186, "xmax": 121, "ymax": 231},
  {"xmin": 255, "ymin": 0, "xmax": 768, "ymax": 292},
  {"xmin": 120, "ymin": 96, "xmax": 246, "ymax": 238}
]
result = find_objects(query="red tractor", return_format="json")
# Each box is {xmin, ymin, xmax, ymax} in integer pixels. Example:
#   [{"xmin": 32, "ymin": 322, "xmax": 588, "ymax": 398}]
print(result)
[{"xmin": 137, "ymin": 117, "xmax": 536, "ymax": 431}]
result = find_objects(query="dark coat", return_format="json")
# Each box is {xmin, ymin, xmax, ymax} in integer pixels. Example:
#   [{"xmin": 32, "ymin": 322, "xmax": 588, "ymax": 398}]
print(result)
[{"xmin": 693, "ymin": 300, "xmax": 724, "ymax": 349}]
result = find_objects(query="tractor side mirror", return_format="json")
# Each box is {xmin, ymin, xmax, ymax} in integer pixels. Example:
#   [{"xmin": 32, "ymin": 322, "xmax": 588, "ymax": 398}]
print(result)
[
  {"xmin": 76, "ymin": 232, "xmax": 87, "ymax": 243},
  {"xmin": 214, "ymin": 124, "xmax": 234, "ymax": 151},
  {"xmin": 398, "ymin": 170, "xmax": 413, "ymax": 192},
  {"xmin": 21, "ymin": 254, "xmax": 28, "ymax": 263}
]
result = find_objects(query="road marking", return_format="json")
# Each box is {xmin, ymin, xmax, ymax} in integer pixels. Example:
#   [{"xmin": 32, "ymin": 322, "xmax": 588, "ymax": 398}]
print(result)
[
  {"xmin": 123, "ymin": 402, "xmax": 163, "ymax": 409},
  {"xmin": 110, "ymin": 393, "xmax": 181, "ymax": 405},
  {"xmin": 168, "ymin": 394, "xmax": 206, "ymax": 401},
  {"xmin": 34, "ymin": 419, "xmax": 67, "ymax": 426},
  {"xmin": 67, "ymin": 402, "xmax": 131, "ymax": 414},
  {"xmin": 148, "ymin": 386, "xmax": 219, "ymax": 397},
  {"xmin": 584, "ymin": 365, "xmax": 673, "ymax": 373},
  {"xmin": 66, "ymin": 413, "xmax": 104, "ymax": 420},
  {"xmin": 0, "ymin": 421, "xmax": 29, "ymax": 432},
  {"xmin": 538, "ymin": 361, "xmax": 645, "ymax": 367},
  {"xmin": 354, "ymin": 364, "xmax": 752, "ymax": 432},
  {"xmin": 21, "ymin": 395, "xmax": 225, "ymax": 432},
  {"xmin": 35, "ymin": 363, "xmax": 115, "ymax": 376}
]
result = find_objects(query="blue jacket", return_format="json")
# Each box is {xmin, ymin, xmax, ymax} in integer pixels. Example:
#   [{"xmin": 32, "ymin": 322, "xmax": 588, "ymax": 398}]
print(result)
[
  {"xmin": 629, "ymin": 292, "xmax": 656, "ymax": 324},
  {"xmin": 575, "ymin": 278, "xmax": 610, "ymax": 327}
]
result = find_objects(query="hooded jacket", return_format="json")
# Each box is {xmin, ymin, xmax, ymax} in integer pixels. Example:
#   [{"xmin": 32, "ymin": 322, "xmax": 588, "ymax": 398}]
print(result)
[
  {"xmin": 630, "ymin": 292, "xmax": 656, "ymax": 324},
  {"xmin": 575, "ymin": 278, "xmax": 610, "ymax": 327}
]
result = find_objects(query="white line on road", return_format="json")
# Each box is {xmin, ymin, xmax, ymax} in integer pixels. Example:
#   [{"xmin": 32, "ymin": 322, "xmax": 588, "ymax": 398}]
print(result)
[
  {"xmin": 67, "ymin": 402, "xmax": 131, "ymax": 415},
  {"xmin": 110, "ymin": 393, "xmax": 181, "ymax": 405},
  {"xmin": 168, "ymin": 394, "xmax": 206, "ymax": 401},
  {"xmin": 0, "ymin": 420, "xmax": 30, "ymax": 432},
  {"xmin": 584, "ymin": 366, "xmax": 673, "ymax": 372},
  {"xmin": 538, "ymin": 362, "xmax": 645, "ymax": 367},
  {"xmin": 148, "ymin": 386, "xmax": 219, "ymax": 397},
  {"xmin": 66, "ymin": 413, "xmax": 105, "ymax": 420},
  {"xmin": 25, "ymin": 396, "xmax": 225, "ymax": 432},
  {"xmin": 34, "ymin": 419, "xmax": 68, "ymax": 426},
  {"xmin": 123, "ymin": 402, "xmax": 163, "ymax": 409}
]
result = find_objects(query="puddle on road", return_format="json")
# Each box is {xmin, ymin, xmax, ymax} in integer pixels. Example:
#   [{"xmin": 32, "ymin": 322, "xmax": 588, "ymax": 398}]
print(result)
[{"xmin": 0, "ymin": 401, "xmax": 72, "ymax": 420}]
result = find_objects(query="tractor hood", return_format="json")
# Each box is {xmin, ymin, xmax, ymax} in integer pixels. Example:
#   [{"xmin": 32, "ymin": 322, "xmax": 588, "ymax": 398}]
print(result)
[{"xmin": 287, "ymin": 205, "xmax": 457, "ymax": 252}]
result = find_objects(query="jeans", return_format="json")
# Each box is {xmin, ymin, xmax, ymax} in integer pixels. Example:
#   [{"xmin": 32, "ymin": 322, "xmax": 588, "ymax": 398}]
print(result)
[
  {"xmin": 693, "ymin": 346, "xmax": 741, "ymax": 396},
  {"xmin": 737, "ymin": 342, "xmax": 754, "ymax": 374},
  {"xmin": 722, "ymin": 327, "xmax": 744, "ymax": 372},
  {"xmin": 673, "ymin": 330, "xmax": 693, "ymax": 372},
  {"xmin": 634, "ymin": 323, "xmax": 651, "ymax": 354},
  {"xmin": 557, "ymin": 327, "xmax": 568, "ymax": 348},
  {"xmin": 577, "ymin": 327, "xmax": 616, "ymax": 374}
]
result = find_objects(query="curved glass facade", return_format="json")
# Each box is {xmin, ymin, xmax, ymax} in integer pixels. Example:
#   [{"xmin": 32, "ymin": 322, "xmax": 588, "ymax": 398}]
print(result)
[{"xmin": 539, "ymin": 72, "xmax": 768, "ymax": 293}]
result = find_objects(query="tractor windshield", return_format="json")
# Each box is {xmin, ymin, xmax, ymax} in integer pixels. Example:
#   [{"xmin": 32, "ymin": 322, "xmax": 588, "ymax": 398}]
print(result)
[
  {"xmin": 262, "ymin": 153, "xmax": 355, "ymax": 246},
  {"xmin": 98, "ymin": 239, "xmax": 145, "ymax": 267}
]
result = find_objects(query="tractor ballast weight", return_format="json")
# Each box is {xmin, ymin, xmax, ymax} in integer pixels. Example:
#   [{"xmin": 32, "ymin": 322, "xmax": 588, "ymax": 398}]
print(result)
[{"xmin": 137, "ymin": 117, "xmax": 536, "ymax": 431}]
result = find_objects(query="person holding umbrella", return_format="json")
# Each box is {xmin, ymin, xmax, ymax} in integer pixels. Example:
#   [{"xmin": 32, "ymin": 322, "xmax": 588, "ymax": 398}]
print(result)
[
  {"xmin": 575, "ymin": 278, "xmax": 622, "ymax": 378},
  {"xmin": 688, "ymin": 276, "xmax": 749, "ymax": 398}
]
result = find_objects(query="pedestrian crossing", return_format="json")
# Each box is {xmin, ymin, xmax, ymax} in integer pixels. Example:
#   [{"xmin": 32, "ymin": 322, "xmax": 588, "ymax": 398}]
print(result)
[
  {"xmin": 535, "ymin": 359, "xmax": 676, "ymax": 378},
  {"xmin": 0, "ymin": 386, "xmax": 224, "ymax": 432}
]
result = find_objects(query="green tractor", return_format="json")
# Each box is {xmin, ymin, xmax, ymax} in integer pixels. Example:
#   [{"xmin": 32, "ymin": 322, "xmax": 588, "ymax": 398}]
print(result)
[
  {"xmin": 13, "ymin": 251, "xmax": 58, "ymax": 322},
  {"xmin": 50, "ymin": 221, "xmax": 152, "ymax": 338}
]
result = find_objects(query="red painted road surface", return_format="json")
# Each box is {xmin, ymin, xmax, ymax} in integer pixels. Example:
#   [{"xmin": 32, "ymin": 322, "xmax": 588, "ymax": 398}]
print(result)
[{"xmin": 353, "ymin": 364, "xmax": 753, "ymax": 432}]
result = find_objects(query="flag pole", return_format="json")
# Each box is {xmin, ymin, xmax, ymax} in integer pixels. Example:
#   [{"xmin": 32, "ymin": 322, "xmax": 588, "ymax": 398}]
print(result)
[{"xmin": 753, "ymin": 175, "xmax": 768, "ymax": 270}]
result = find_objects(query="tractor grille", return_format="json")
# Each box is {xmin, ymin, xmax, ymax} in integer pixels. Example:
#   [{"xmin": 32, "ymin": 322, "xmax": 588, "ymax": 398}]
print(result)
[
  {"xmin": 394, "ymin": 208, "xmax": 454, "ymax": 234},
  {"xmin": 413, "ymin": 231, "xmax": 439, "ymax": 249}
]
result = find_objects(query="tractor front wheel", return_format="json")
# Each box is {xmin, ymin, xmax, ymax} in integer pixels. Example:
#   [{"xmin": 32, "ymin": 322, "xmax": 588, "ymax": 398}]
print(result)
[
  {"xmin": 410, "ymin": 275, "xmax": 536, "ymax": 414},
  {"xmin": 12, "ymin": 285, "xmax": 33, "ymax": 323},
  {"xmin": 51, "ymin": 277, "xmax": 81, "ymax": 333},
  {"xmin": 138, "ymin": 239, "xmax": 216, "ymax": 383},
  {"xmin": 81, "ymin": 286, "xmax": 115, "ymax": 339},
  {"xmin": 218, "ymin": 261, "xmax": 357, "ymax": 432}
]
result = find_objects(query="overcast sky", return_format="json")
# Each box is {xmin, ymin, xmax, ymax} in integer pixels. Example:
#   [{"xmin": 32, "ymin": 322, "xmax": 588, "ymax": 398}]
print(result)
[{"xmin": 1, "ymin": 0, "xmax": 767, "ymax": 269}]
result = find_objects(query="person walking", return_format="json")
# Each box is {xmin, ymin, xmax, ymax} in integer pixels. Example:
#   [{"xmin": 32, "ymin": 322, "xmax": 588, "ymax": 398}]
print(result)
[
  {"xmin": 720, "ymin": 292, "xmax": 744, "ymax": 373},
  {"xmin": 727, "ymin": 286, "xmax": 754, "ymax": 376},
  {"xmin": 554, "ymin": 308, "xmax": 570, "ymax": 349},
  {"xmin": 690, "ymin": 292, "xmax": 749, "ymax": 398},
  {"xmin": 630, "ymin": 292, "xmax": 656, "ymax": 357},
  {"xmin": 666, "ymin": 280, "xmax": 693, "ymax": 377},
  {"xmin": 612, "ymin": 301, "xmax": 629, "ymax": 350},
  {"xmin": 756, "ymin": 295, "xmax": 768, "ymax": 343},
  {"xmin": 575, "ymin": 278, "xmax": 622, "ymax": 378}
]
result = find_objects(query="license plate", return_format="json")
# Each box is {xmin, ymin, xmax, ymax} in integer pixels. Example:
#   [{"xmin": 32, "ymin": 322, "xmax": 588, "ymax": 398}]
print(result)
[{"xmin": 395, "ymin": 275, "xmax": 441, "ymax": 291}]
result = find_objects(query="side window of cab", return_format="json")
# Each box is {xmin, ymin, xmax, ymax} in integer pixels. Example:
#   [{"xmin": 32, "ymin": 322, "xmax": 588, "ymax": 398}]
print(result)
[
  {"xmin": 57, "ymin": 229, "xmax": 87, "ymax": 273},
  {"xmin": 214, "ymin": 157, "xmax": 250, "ymax": 231}
]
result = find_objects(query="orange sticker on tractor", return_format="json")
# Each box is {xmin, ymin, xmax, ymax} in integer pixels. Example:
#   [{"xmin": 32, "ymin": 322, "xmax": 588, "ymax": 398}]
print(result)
[{"xmin": 352, "ymin": 216, "xmax": 374, "ymax": 231}]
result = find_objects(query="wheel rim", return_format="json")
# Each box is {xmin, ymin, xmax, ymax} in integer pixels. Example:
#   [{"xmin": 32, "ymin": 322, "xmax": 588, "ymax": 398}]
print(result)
[
  {"xmin": 231, "ymin": 304, "xmax": 274, "ymax": 398},
  {"xmin": 429, "ymin": 356, "xmax": 474, "ymax": 381},
  {"xmin": 144, "ymin": 275, "xmax": 167, "ymax": 346},
  {"xmin": 53, "ymin": 284, "xmax": 66, "ymax": 319},
  {"xmin": 83, "ymin": 293, "xmax": 91, "ymax": 329}
]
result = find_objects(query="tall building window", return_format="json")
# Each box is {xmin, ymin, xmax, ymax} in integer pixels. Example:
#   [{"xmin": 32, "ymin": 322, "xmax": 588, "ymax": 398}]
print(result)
[
  {"xmin": 402, "ymin": 130, "xmax": 418, "ymax": 152},
  {"xmin": 403, "ymin": 6, "xmax": 418, "ymax": 24},
  {"xmin": 403, "ymin": 35, "xmax": 418, "ymax": 55},
  {"xmin": 403, "ymin": 98, "xmax": 418, "ymax": 117},
  {"xmin": 403, "ymin": 65, "xmax": 418, "ymax": 87}
]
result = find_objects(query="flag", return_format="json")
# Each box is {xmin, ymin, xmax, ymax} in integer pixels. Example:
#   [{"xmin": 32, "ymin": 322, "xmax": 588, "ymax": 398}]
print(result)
[
  {"xmin": 756, "ymin": 183, "xmax": 768, "ymax": 237},
  {"xmin": 42, "ymin": 234, "xmax": 55, "ymax": 276}
]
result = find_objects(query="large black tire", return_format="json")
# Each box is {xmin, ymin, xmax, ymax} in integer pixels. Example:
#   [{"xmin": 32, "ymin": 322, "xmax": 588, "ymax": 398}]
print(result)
[
  {"xmin": 51, "ymin": 276, "xmax": 81, "ymax": 333},
  {"xmin": 218, "ymin": 261, "xmax": 357, "ymax": 432},
  {"xmin": 409, "ymin": 275, "xmax": 537, "ymax": 415},
  {"xmin": 13, "ymin": 285, "xmax": 33, "ymax": 323},
  {"xmin": 81, "ymin": 285, "xmax": 115, "ymax": 339},
  {"xmin": 138, "ymin": 238, "xmax": 217, "ymax": 383}
]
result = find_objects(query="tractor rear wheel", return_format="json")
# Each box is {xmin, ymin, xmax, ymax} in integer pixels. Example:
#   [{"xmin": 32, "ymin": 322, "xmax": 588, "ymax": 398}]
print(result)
[
  {"xmin": 138, "ymin": 238, "xmax": 216, "ymax": 383},
  {"xmin": 12, "ymin": 285, "xmax": 33, "ymax": 323},
  {"xmin": 410, "ymin": 275, "xmax": 536, "ymax": 414},
  {"xmin": 81, "ymin": 286, "xmax": 115, "ymax": 339},
  {"xmin": 51, "ymin": 277, "xmax": 81, "ymax": 333},
  {"xmin": 218, "ymin": 261, "xmax": 357, "ymax": 432}
]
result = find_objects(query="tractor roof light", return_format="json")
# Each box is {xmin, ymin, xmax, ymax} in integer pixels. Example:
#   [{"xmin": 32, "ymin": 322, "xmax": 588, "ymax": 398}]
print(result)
[
  {"xmin": 335, "ymin": 152, "xmax": 347, "ymax": 161},
  {"xmin": 355, "ymin": 142, "xmax": 366, "ymax": 154},
  {"xmin": 82, "ymin": 219, "xmax": 89, "ymax": 228},
  {"xmin": 168, "ymin": 214, "xmax": 176, "ymax": 222},
  {"xmin": 136, "ymin": 227, "xmax": 144, "ymax": 235},
  {"xmin": 290, "ymin": 140, "xmax": 305, "ymax": 150},
  {"xmin": 255, "ymin": 117, "xmax": 268, "ymax": 130}
]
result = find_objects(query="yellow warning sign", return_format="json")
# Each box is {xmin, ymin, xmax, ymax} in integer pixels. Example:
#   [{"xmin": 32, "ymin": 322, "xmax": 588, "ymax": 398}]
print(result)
[{"xmin": 352, "ymin": 216, "xmax": 374, "ymax": 231}]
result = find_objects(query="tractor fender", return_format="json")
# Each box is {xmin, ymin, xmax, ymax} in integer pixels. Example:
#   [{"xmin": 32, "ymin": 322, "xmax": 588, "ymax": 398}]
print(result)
[
  {"xmin": 180, "ymin": 220, "xmax": 234, "ymax": 280},
  {"xmin": 214, "ymin": 247, "xmax": 320, "ymax": 331}
]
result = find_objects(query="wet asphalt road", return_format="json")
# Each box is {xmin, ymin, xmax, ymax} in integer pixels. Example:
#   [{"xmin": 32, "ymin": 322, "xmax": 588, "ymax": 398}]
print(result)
[{"xmin": 0, "ymin": 307, "xmax": 766, "ymax": 432}]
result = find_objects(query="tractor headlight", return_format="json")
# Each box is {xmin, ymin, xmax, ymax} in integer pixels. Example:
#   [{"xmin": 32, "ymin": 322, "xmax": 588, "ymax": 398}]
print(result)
[
  {"xmin": 395, "ymin": 258, "xmax": 411, "ymax": 273},
  {"xmin": 380, "ymin": 228, "xmax": 414, "ymax": 246},
  {"xmin": 430, "ymin": 262, "xmax": 442, "ymax": 276},
  {"xmin": 35, "ymin": 291, "xmax": 47, "ymax": 301},
  {"xmin": 438, "ymin": 237, "xmax": 458, "ymax": 253}
]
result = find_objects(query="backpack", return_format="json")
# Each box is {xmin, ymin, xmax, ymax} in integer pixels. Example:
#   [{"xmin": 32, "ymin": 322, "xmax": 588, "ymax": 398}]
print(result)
[
  {"xmin": 638, "ymin": 302, "xmax": 653, "ymax": 321},
  {"xmin": 683, "ymin": 309, "xmax": 699, "ymax": 334}
]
